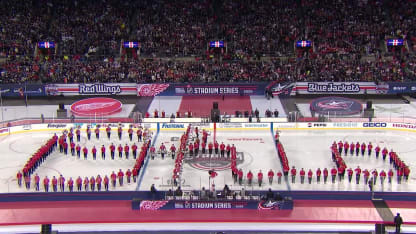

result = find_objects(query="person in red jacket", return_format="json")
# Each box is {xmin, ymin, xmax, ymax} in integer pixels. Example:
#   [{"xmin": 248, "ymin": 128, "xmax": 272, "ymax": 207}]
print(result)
[
  {"xmin": 34, "ymin": 174, "xmax": 40, "ymax": 191},
  {"xmin": 363, "ymin": 169, "xmax": 370, "ymax": 185},
  {"xmin": 375, "ymin": 145, "xmax": 381, "ymax": 158},
  {"xmin": 68, "ymin": 177, "xmax": 74, "ymax": 192},
  {"xmin": 330, "ymin": 167, "xmax": 337, "ymax": 183},
  {"xmin": 338, "ymin": 165, "xmax": 345, "ymax": 181},
  {"xmin": 220, "ymin": 142, "xmax": 225, "ymax": 157},
  {"xmin": 92, "ymin": 146, "xmax": 97, "ymax": 160},
  {"xmin": 355, "ymin": 142, "xmax": 360, "ymax": 156},
  {"xmin": 350, "ymin": 142, "xmax": 355, "ymax": 156},
  {"xmin": 110, "ymin": 143, "xmax": 115, "ymax": 160},
  {"xmin": 95, "ymin": 127, "xmax": 100, "ymax": 139},
  {"xmin": 323, "ymin": 167, "xmax": 329, "ymax": 184},
  {"xmin": 117, "ymin": 169, "xmax": 124, "ymax": 186},
  {"xmin": 90, "ymin": 176, "xmax": 96, "ymax": 191},
  {"xmin": 128, "ymin": 127, "xmax": 133, "ymax": 141},
  {"xmin": 70, "ymin": 142, "xmax": 75, "ymax": 156},
  {"xmin": 83, "ymin": 146, "xmax": 88, "ymax": 160},
  {"xmin": 96, "ymin": 175, "xmax": 102, "ymax": 191},
  {"xmin": 124, "ymin": 144, "xmax": 130, "ymax": 159},
  {"xmin": 268, "ymin": 169, "xmax": 274, "ymax": 185},
  {"xmin": 16, "ymin": 171, "xmax": 22, "ymax": 187},
  {"xmin": 43, "ymin": 176, "xmax": 50, "ymax": 192},
  {"xmin": 51, "ymin": 176, "xmax": 58, "ymax": 192},
  {"xmin": 247, "ymin": 170, "xmax": 253, "ymax": 185},
  {"xmin": 188, "ymin": 143, "xmax": 194, "ymax": 157},
  {"xmin": 404, "ymin": 166, "xmax": 410, "ymax": 182},
  {"xmin": 290, "ymin": 166, "xmax": 297, "ymax": 184},
  {"xmin": 59, "ymin": 175, "xmax": 65, "ymax": 192},
  {"xmin": 368, "ymin": 142, "xmax": 373, "ymax": 156},
  {"xmin": 76, "ymin": 128, "xmax": 81, "ymax": 142},
  {"xmin": 316, "ymin": 168, "xmax": 322, "ymax": 183},
  {"xmin": 347, "ymin": 168, "xmax": 353, "ymax": 183},
  {"xmin": 214, "ymin": 141, "xmax": 219, "ymax": 155},
  {"xmin": 117, "ymin": 144, "xmax": 123, "ymax": 158},
  {"xmin": 361, "ymin": 142, "xmax": 366, "ymax": 156},
  {"xmin": 307, "ymin": 169, "xmax": 313, "ymax": 184},
  {"xmin": 208, "ymin": 142, "xmax": 213, "ymax": 156},
  {"xmin": 238, "ymin": 169, "xmax": 243, "ymax": 185},
  {"xmin": 126, "ymin": 169, "xmax": 132, "ymax": 183},
  {"xmin": 104, "ymin": 175, "xmax": 109, "ymax": 191},
  {"xmin": 106, "ymin": 125, "xmax": 111, "ymax": 139},
  {"xmin": 388, "ymin": 169, "xmax": 394, "ymax": 184},
  {"xmin": 83, "ymin": 176, "xmax": 89, "ymax": 191},
  {"xmin": 277, "ymin": 171, "xmax": 282, "ymax": 184},
  {"xmin": 201, "ymin": 141, "xmax": 206, "ymax": 154},
  {"xmin": 100, "ymin": 145, "xmax": 106, "ymax": 160},
  {"xmin": 299, "ymin": 168, "xmax": 306, "ymax": 184},
  {"xmin": 337, "ymin": 140, "xmax": 343, "ymax": 154},
  {"xmin": 355, "ymin": 166, "xmax": 362, "ymax": 184},
  {"xmin": 380, "ymin": 170, "xmax": 386, "ymax": 185},
  {"xmin": 76, "ymin": 176, "xmax": 82, "ymax": 191},
  {"xmin": 76, "ymin": 144, "xmax": 81, "ymax": 158},
  {"xmin": 257, "ymin": 170, "xmax": 263, "ymax": 187},
  {"xmin": 343, "ymin": 141, "xmax": 349, "ymax": 155},
  {"xmin": 63, "ymin": 141, "xmax": 68, "ymax": 155},
  {"xmin": 382, "ymin": 147, "xmax": 388, "ymax": 161},
  {"xmin": 132, "ymin": 168, "xmax": 138, "ymax": 183},
  {"xmin": 397, "ymin": 168, "xmax": 403, "ymax": 184},
  {"xmin": 372, "ymin": 169, "xmax": 378, "ymax": 184},
  {"xmin": 132, "ymin": 143, "xmax": 138, "ymax": 159}
]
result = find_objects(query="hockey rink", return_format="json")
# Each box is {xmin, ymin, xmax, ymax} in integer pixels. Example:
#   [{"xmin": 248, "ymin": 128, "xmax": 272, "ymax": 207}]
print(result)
[{"xmin": 0, "ymin": 126, "xmax": 415, "ymax": 193}]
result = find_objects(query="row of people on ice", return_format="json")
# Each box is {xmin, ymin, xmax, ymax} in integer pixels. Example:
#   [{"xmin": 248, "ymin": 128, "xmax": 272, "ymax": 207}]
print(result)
[
  {"xmin": 16, "ymin": 169, "xmax": 135, "ymax": 192},
  {"xmin": 171, "ymin": 126, "xmax": 192, "ymax": 186},
  {"xmin": 62, "ymin": 125, "xmax": 152, "ymax": 142},
  {"xmin": 334, "ymin": 140, "xmax": 393, "ymax": 159},
  {"xmin": 59, "ymin": 142, "xmax": 143, "ymax": 160},
  {"xmin": 230, "ymin": 167, "xmax": 408, "ymax": 186},
  {"xmin": 22, "ymin": 135, "xmax": 58, "ymax": 176}
]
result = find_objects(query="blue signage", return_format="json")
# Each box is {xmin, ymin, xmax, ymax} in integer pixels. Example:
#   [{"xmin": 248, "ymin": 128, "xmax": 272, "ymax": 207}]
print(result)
[
  {"xmin": 0, "ymin": 84, "xmax": 45, "ymax": 97},
  {"xmin": 79, "ymin": 84, "xmax": 122, "ymax": 95}
]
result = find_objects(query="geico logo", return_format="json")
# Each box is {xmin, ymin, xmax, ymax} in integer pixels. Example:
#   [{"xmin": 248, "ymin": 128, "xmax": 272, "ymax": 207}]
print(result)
[
  {"xmin": 162, "ymin": 123, "xmax": 185, "ymax": 128},
  {"xmin": 363, "ymin": 123, "xmax": 387, "ymax": 127}
]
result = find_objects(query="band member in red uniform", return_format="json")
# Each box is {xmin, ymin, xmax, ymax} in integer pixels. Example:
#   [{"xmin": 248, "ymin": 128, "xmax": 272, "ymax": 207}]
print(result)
[
  {"xmin": 76, "ymin": 144, "xmax": 81, "ymax": 158},
  {"xmin": 137, "ymin": 128, "xmax": 142, "ymax": 142},
  {"xmin": 226, "ymin": 144, "xmax": 231, "ymax": 158},
  {"xmin": 90, "ymin": 176, "xmax": 95, "ymax": 191},
  {"xmin": 127, "ymin": 127, "xmax": 133, "ymax": 141},
  {"xmin": 330, "ymin": 167, "xmax": 337, "ymax": 183},
  {"xmin": 117, "ymin": 144, "xmax": 123, "ymax": 158},
  {"xmin": 106, "ymin": 125, "xmax": 111, "ymax": 139},
  {"xmin": 52, "ymin": 176, "xmax": 58, "ymax": 192},
  {"xmin": 363, "ymin": 169, "xmax": 370, "ymax": 185},
  {"xmin": 110, "ymin": 143, "xmax": 115, "ymax": 160},
  {"xmin": 380, "ymin": 170, "xmax": 386, "ymax": 185},
  {"xmin": 160, "ymin": 143, "xmax": 166, "ymax": 159},
  {"xmin": 101, "ymin": 145, "xmax": 106, "ymax": 159},
  {"xmin": 375, "ymin": 145, "xmax": 381, "ymax": 158},
  {"xmin": 214, "ymin": 141, "xmax": 219, "ymax": 155},
  {"xmin": 104, "ymin": 175, "xmax": 109, "ymax": 191},
  {"xmin": 83, "ymin": 146, "xmax": 88, "ymax": 159},
  {"xmin": 43, "ymin": 176, "xmax": 50, "ymax": 192},
  {"xmin": 247, "ymin": 170, "xmax": 253, "ymax": 185},
  {"xmin": 83, "ymin": 176, "xmax": 89, "ymax": 191},
  {"xmin": 208, "ymin": 142, "xmax": 213, "ymax": 156},
  {"xmin": 372, "ymin": 169, "xmax": 378, "ymax": 184},
  {"xmin": 76, "ymin": 128, "xmax": 81, "ymax": 142},
  {"xmin": 220, "ymin": 142, "xmax": 225, "ymax": 157},
  {"xmin": 118, "ymin": 125, "xmax": 122, "ymax": 140},
  {"xmin": 70, "ymin": 142, "xmax": 75, "ymax": 156},
  {"xmin": 238, "ymin": 168, "xmax": 243, "ymax": 185},
  {"xmin": 126, "ymin": 169, "xmax": 132, "ymax": 183},
  {"xmin": 355, "ymin": 142, "xmax": 360, "ymax": 156},
  {"xmin": 368, "ymin": 142, "xmax": 373, "ymax": 156},
  {"xmin": 355, "ymin": 166, "xmax": 362, "ymax": 184},
  {"xmin": 268, "ymin": 169, "xmax": 274, "ymax": 185},
  {"xmin": 347, "ymin": 168, "xmax": 353, "ymax": 183},
  {"xmin": 382, "ymin": 147, "xmax": 388, "ymax": 161},
  {"xmin": 343, "ymin": 141, "xmax": 349, "ymax": 155},
  {"xmin": 257, "ymin": 170, "xmax": 263, "ymax": 187},
  {"xmin": 307, "ymin": 169, "xmax": 313, "ymax": 184},
  {"xmin": 86, "ymin": 126, "xmax": 91, "ymax": 140},
  {"xmin": 59, "ymin": 175, "xmax": 65, "ymax": 192},
  {"xmin": 290, "ymin": 166, "xmax": 297, "ymax": 184},
  {"xmin": 350, "ymin": 142, "xmax": 355, "ymax": 155},
  {"xmin": 76, "ymin": 176, "xmax": 82, "ymax": 191},
  {"xmin": 68, "ymin": 177, "xmax": 74, "ymax": 192},
  {"xmin": 95, "ymin": 126, "xmax": 100, "ymax": 139},
  {"xmin": 323, "ymin": 168, "xmax": 329, "ymax": 184},
  {"xmin": 170, "ymin": 144, "xmax": 176, "ymax": 159},
  {"xmin": 388, "ymin": 169, "xmax": 394, "ymax": 184},
  {"xmin": 337, "ymin": 140, "xmax": 343, "ymax": 154},
  {"xmin": 277, "ymin": 171, "xmax": 282, "ymax": 184},
  {"xmin": 96, "ymin": 175, "xmax": 102, "ymax": 191},
  {"xmin": 316, "ymin": 168, "xmax": 322, "ymax": 183},
  {"xmin": 118, "ymin": 169, "xmax": 124, "ymax": 186},
  {"xmin": 194, "ymin": 140, "xmax": 199, "ymax": 156},
  {"xmin": 132, "ymin": 143, "xmax": 138, "ymax": 159},
  {"xmin": 92, "ymin": 146, "xmax": 97, "ymax": 160},
  {"xmin": 149, "ymin": 145, "xmax": 156, "ymax": 159},
  {"xmin": 124, "ymin": 144, "xmax": 130, "ymax": 159},
  {"xmin": 299, "ymin": 168, "xmax": 305, "ymax": 184},
  {"xmin": 188, "ymin": 143, "xmax": 194, "ymax": 157},
  {"xmin": 34, "ymin": 174, "xmax": 40, "ymax": 191},
  {"xmin": 16, "ymin": 171, "xmax": 22, "ymax": 187},
  {"xmin": 201, "ymin": 141, "xmax": 206, "ymax": 154},
  {"xmin": 361, "ymin": 142, "xmax": 366, "ymax": 156}
]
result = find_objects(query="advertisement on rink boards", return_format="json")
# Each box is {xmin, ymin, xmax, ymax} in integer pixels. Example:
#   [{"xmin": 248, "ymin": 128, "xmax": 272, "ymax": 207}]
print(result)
[
  {"xmin": 160, "ymin": 123, "xmax": 189, "ymax": 131},
  {"xmin": 294, "ymin": 82, "xmax": 379, "ymax": 95},
  {"xmin": 0, "ymin": 84, "xmax": 45, "ymax": 97},
  {"xmin": 136, "ymin": 199, "xmax": 293, "ymax": 211},
  {"xmin": 45, "ymin": 83, "xmax": 137, "ymax": 96}
]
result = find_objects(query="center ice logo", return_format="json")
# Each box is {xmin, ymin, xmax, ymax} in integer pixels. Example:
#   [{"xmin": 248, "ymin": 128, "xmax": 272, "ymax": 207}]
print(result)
[
  {"xmin": 310, "ymin": 96, "xmax": 362, "ymax": 116},
  {"xmin": 185, "ymin": 152, "xmax": 245, "ymax": 171}
]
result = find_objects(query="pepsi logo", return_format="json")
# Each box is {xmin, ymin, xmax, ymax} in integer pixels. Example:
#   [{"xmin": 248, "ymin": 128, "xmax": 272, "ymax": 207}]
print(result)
[{"xmin": 70, "ymin": 97, "xmax": 122, "ymax": 117}]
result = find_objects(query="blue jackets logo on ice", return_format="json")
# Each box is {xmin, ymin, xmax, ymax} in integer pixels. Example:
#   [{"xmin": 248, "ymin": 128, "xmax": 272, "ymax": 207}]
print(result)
[
  {"xmin": 161, "ymin": 123, "xmax": 185, "ymax": 129},
  {"xmin": 310, "ymin": 96, "xmax": 362, "ymax": 116}
]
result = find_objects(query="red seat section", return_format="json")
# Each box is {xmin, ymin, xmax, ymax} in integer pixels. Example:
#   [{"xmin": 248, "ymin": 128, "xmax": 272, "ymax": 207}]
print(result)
[{"xmin": 178, "ymin": 96, "xmax": 252, "ymax": 117}]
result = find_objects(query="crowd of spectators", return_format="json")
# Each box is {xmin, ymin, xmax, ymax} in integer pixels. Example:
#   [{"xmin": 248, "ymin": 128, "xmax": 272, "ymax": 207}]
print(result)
[{"xmin": 0, "ymin": 0, "xmax": 415, "ymax": 84}]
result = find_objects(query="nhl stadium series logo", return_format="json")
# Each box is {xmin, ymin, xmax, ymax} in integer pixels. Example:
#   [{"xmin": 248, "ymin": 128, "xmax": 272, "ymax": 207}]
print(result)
[{"xmin": 185, "ymin": 152, "xmax": 245, "ymax": 171}]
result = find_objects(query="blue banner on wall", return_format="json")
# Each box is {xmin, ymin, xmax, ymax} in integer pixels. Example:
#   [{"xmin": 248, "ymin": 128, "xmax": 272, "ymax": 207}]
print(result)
[
  {"xmin": 0, "ymin": 84, "xmax": 45, "ymax": 97},
  {"xmin": 384, "ymin": 82, "xmax": 416, "ymax": 94}
]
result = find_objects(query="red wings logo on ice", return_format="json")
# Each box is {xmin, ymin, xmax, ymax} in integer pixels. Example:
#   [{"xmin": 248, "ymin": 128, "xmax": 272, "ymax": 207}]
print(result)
[
  {"xmin": 137, "ymin": 84, "xmax": 169, "ymax": 96},
  {"xmin": 70, "ymin": 97, "xmax": 122, "ymax": 117},
  {"xmin": 139, "ymin": 200, "xmax": 169, "ymax": 210}
]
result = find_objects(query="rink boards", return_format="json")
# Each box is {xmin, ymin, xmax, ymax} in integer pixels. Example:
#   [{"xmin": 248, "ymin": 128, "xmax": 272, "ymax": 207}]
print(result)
[{"xmin": 2, "ymin": 121, "xmax": 416, "ymax": 136}]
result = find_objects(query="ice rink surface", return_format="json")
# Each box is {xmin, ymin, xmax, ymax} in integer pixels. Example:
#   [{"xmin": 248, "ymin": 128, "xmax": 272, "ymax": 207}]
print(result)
[{"xmin": 1, "ymin": 127, "xmax": 415, "ymax": 193}]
